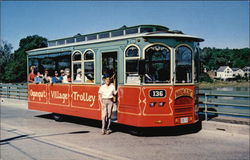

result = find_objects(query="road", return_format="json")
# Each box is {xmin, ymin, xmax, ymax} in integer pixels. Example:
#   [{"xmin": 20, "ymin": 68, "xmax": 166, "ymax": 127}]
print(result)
[{"xmin": 0, "ymin": 99, "xmax": 249, "ymax": 160}]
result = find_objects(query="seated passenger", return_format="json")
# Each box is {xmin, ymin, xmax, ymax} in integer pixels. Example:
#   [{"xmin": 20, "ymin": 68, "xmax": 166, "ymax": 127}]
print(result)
[
  {"xmin": 28, "ymin": 66, "xmax": 36, "ymax": 83},
  {"xmin": 62, "ymin": 68, "xmax": 71, "ymax": 83},
  {"xmin": 75, "ymin": 68, "xmax": 82, "ymax": 81},
  {"xmin": 43, "ymin": 69, "xmax": 52, "ymax": 83},
  {"xmin": 52, "ymin": 71, "xmax": 62, "ymax": 83},
  {"xmin": 34, "ymin": 72, "xmax": 44, "ymax": 84},
  {"xmin": 85, "ymin": 74, "xmax": 94, "ymax": 83}
]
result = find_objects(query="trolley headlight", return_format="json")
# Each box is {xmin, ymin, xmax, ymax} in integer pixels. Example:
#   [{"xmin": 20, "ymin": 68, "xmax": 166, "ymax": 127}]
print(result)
[
  {"xmin": 158, "ymin": 102, "xmax": 165, "ymax": 107},
  {"xmin": 149, "ymin": 102, "xmax": 156, "ymax": 107}
]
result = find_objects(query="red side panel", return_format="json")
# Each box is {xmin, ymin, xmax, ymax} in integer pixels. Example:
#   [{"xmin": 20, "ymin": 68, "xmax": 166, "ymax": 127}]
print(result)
[{"xmin": 28, "ymin": 84, "xmax": 197, "ymax": 127}]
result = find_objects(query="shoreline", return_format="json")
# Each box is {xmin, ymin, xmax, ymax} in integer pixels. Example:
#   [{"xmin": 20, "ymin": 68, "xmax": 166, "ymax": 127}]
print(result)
[{"xmin": 198, "ymin": 81, "xmax": 249, "ymax": 89}]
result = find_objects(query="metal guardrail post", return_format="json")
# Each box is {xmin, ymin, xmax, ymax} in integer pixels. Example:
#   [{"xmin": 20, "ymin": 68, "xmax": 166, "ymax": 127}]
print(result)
[{"xmin": 204, "ymin": 93, "xmax": 208, "ymax": 121}]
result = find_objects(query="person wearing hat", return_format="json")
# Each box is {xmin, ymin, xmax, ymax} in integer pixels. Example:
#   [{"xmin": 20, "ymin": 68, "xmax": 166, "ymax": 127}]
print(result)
[
  {"xmin": 62, "ymin": 68, "xmax": 71, "ymax": 83},
  {"xmin": 75, "ymin": 68, "xmax": 82, "ymax": 81},
  {"xmin": 98, "ymin": 76, "xmax": 117, "ymax": 135}
]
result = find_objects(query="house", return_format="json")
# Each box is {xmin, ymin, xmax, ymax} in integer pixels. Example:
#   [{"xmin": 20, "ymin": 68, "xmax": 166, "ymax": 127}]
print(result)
[
  {"xmin": 232, "ymin": 68, "xmax": 245, "ymax": 77},
  {"xmin": 242, "ymin": 66, "xmax": 250, "ymax": 77},
  {"xmin": 216, "ymin": 66, "xmax": 234, "ymax": 80}
]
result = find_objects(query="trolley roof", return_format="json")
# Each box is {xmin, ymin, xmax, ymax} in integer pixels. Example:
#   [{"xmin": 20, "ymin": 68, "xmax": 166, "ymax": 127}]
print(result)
[{"xmin": 27, "ymin": 24, "xmax": 204, "ymax": 54}]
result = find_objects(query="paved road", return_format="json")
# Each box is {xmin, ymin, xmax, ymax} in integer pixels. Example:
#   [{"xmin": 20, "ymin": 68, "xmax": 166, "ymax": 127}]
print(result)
[{"xmin": 0, "ymin": 99, "xmax": 249, "ymax": 160}]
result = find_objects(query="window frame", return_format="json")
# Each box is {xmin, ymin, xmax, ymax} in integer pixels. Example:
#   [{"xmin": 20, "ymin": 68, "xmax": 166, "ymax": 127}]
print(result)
[
  {"xmin": 174, "ymin": 44, "xmax": 194, "ymax": 85},
  {"xmin": 72, "ymin": 50, "xmax": 83, "ymax": 84},
  {"xmin": 124, "ymin": 44, "xmax": 141, "ymax": 85},
  {"xmin": 142, "ymin": 43, "xmax": 173, "ymax": 85},
  {"xmin": 83, "ymin": 49, "xmax": 95, "ymax": 84}
]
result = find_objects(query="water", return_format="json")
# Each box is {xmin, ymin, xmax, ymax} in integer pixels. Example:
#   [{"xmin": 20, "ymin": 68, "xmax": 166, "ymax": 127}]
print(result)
[{"xmin": 198, "ymin": 87, "xmax": 250, "ymax": 118}]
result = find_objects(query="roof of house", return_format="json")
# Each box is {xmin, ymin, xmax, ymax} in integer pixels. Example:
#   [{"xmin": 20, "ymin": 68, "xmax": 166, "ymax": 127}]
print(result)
[
  {"xmin": 217, "ymin": 66, "xmax": 229, "ymax": 72},
  {"xmin": 231, "ymin": 68, "xmax": 241, "ymax": 71},
  {"xmin": 243, "ymin": 66, "xmax": 250, "ymax": 71}
]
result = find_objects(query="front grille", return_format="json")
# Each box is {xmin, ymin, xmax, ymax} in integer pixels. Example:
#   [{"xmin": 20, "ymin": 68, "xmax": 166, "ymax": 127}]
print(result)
[{"xmin": 174, "ymin": 106, "xmax": 193, "ymax": 116}]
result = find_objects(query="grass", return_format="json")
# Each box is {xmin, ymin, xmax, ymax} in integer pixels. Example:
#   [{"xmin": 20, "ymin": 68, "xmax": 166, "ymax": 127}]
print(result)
[{"xmin": 198, "ymin": 81, "xmax": 250, "ymax": 89}]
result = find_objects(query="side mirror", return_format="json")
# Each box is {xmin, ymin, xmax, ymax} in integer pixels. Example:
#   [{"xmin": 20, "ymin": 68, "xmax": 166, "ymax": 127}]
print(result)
[{"xmin": 139, "ymin": 59, "xmax": 145, "ymax": 75}]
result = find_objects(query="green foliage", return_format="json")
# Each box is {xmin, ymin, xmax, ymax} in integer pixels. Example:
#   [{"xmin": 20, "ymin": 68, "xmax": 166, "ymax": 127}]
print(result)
[
  {"xmin": 199, "ymin": 72, "xmax": 213, "ymax": 83},
  {"xmin": 201, "ymin": 47, "xmax": 250, "ymax": 70},
  {"xmin": 3, "ymin": 35, "xmax": 47, "ymax": 83},
  {"xmin": 0, "ymin": 41, "xmax": 13, "ymax": 82}
]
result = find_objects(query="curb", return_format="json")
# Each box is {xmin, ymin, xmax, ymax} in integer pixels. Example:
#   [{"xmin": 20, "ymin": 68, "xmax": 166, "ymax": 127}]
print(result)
[{"xmin": 202, "ymin": 121, "xmax": 250, "ymax": 136}]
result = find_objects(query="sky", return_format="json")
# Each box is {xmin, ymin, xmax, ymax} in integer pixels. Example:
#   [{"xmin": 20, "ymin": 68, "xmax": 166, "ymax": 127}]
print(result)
[{"xmin": 1, "ymin": 1, "xmax": 249, "ymax": 51}]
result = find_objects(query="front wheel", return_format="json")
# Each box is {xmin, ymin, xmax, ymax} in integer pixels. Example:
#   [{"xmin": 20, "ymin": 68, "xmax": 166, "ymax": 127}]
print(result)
[{"xmin": 53, "ymin": 113, "xmax": 64, "ymax": 122}]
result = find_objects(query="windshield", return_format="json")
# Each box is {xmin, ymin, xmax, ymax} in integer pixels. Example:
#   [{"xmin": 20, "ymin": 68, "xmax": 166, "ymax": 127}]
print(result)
[
  {"xmin": 144, "ymin": 44, "xmax": 171, "ymax": 83},
  {"xmin": 175, "ymin": 46, "xmax": 193, "ymax": 83}
]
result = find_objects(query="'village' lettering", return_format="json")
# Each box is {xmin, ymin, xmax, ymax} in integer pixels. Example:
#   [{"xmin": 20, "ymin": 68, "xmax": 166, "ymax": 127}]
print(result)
[
  {"xmin": 72, "ymin": 91, "xmax": 96, "ymax": 107},
  {"xmin": 51, "ymin": 91, "xmax": 69, "ymax": 104},
  {"xmin": 30, "ymin": 89, "xmax": 46, "ymax": 101}
]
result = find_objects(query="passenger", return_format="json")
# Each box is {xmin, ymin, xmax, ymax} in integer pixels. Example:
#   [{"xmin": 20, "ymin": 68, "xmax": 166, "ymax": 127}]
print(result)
[
  {"xmin": 43, "ymin": 69, "xmax": 52, "ymax": 83},
  {"xmin": 62, "ymin": 68, "xmax": 71, "ymax": 83},
  {"xmin": 98, "ymin": 76, "xmax": 117, "ymax": 135},
  {"xmin": 34, "ymin": 72, "xmax": 44, "ymax": 84},
  {"xmin": 28, "ymin": 66, "xmax": 36, "ymax": 83},
  {"xmin": 85, "ymin": 74, "xmax": 94, "ymax": 83},
  {"xmin": 75, "ymin": 68, "xmax": 82, "ymax": 81},
  {"xmin": 52, "ymin": 71, "xmax": 62, "ymax": 83},
  {"xmin": 60, "ymin": 69, "xmax": 65, "ymax": 81}
]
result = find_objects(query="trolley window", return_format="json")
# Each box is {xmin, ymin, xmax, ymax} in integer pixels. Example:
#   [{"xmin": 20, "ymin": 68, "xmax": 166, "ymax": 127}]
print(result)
[
  {"xmin": 175, "ymin": 45, "xmax": 193, "ymax": 83},
  {"xmin": 144, "ymin": 44, "xmax": 171, "ymax": 84},
  {"xmin": 83, "ymin": 50, "xmax": 95, "ymax": 83},
  {"xmin": 125, "ymin": 45, "xmax": 140, "ymax": 84},
  {"xmin": 72, "ymin": 51, "xmax": 82, "ymax": 83}
]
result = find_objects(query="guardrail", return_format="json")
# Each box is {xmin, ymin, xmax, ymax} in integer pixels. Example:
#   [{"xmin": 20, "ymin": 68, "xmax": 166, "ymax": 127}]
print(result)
[
  {"xmin": 197, "ymin": 89, "xmax": 250, "ymax": 120},
  {"xmin": 0, "ymin": 84, "xmax": 249, "ymax": 120},
  {"xmin": 0, "ymin": 83, "xmax": 28, "ymax": 100}
]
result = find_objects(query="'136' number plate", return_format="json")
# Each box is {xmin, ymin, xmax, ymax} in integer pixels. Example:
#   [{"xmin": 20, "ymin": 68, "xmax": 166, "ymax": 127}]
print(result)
[{"xmin": 149, "ymin": 90, "xmax": 166, "ymax": 98}]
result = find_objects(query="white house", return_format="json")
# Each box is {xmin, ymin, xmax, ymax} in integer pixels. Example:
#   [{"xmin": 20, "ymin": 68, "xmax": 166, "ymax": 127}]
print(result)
[
  {"xmin": 232, "ymin": 68, "xmax": 245, "ymax": 77},
  {"xmin": 216, "ymin": 66, "xmax": 234, "ymax": 80}
]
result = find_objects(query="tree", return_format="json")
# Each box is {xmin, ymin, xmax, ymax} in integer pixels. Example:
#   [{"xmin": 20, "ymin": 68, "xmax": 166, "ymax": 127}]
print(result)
[
  {"xmin": 3, "ymin": 35, "xmax": 47, "ymax": 82},
  {"xmin": 0, "ymin": 41, "xmax": 13, "ymax": 82}
]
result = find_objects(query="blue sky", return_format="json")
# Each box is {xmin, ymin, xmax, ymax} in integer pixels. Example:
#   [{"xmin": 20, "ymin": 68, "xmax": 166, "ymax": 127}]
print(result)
[{"xmin": 1, "ymin": 1, "xmax": 249, "ymax": 51}]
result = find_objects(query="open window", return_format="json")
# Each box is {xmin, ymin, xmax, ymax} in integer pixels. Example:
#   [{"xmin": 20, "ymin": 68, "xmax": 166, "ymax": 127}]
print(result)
[
  {"xmin": 125, "ymin": 45, "xmax": 140, "ymax": 85},
  {"xmin": 83, "ymin": 50, "xmax": 95, "ymax": 83}
]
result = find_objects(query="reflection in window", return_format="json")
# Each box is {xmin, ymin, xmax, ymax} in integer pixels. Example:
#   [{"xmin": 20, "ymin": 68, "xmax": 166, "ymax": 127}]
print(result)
[
  {"xmin": 99, "ymin": 32, "xmax": 110, "ymax": 39},
  {"xmin": 140, "ymin": 27, "xmax": 153, "ymax": 33},
  {"xmin": 87, "ymin": 35, "xmax": 97, "ymax": 41},
  {"xmin": 66, "ymin": 38, "xmax": 75, "ymax": 44},
  {"xmin": 125, "ymin": 28, "xmax": 138, "ymax": 35},
  {"xmin": 83, "ymin": 50, "xmax": 95, "ymax": 83},
  {"xmin": 175, "ymin": 46, "xmax": 192, "ymax": 83},
  {"xmin": 76, "ymin": 36, "xmax": 85, "ymax": 42},
  {"xmin": 111, "ymin": 30, "xmax": 123, "ymax": 37},
  {"xmin": 125, "ymin": 46, "xmax": 140, "ymax": 84},
  {"xmin": 84, "ymin": 50, "xmax": 94, "ymax": 60},
  {"xmin": 57, "ymin": 40, "xmax": 65, "ymax": 45},
  {"xmin": 125, "ymin": 46, "xmax": 139, "ymax": 57},
  {"xmin": 73, "ymin": 51, "xmax": 82, "ymax": 61},
  {"xmin": 144, "ymin": 45, "xmax": 170, "ymax": 83}
]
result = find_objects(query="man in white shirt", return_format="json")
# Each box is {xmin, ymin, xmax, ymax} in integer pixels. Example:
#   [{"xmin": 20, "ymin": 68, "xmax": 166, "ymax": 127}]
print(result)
[{"xmin": 98, "ymin": 77, "xmax": 117, "ymax": 135}]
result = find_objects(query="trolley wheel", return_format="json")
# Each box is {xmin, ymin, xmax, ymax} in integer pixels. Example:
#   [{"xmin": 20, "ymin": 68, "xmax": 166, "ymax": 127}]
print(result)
[{"xmin": 53, "ymin": 113, "xmax": 64, "ymax": 122}]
